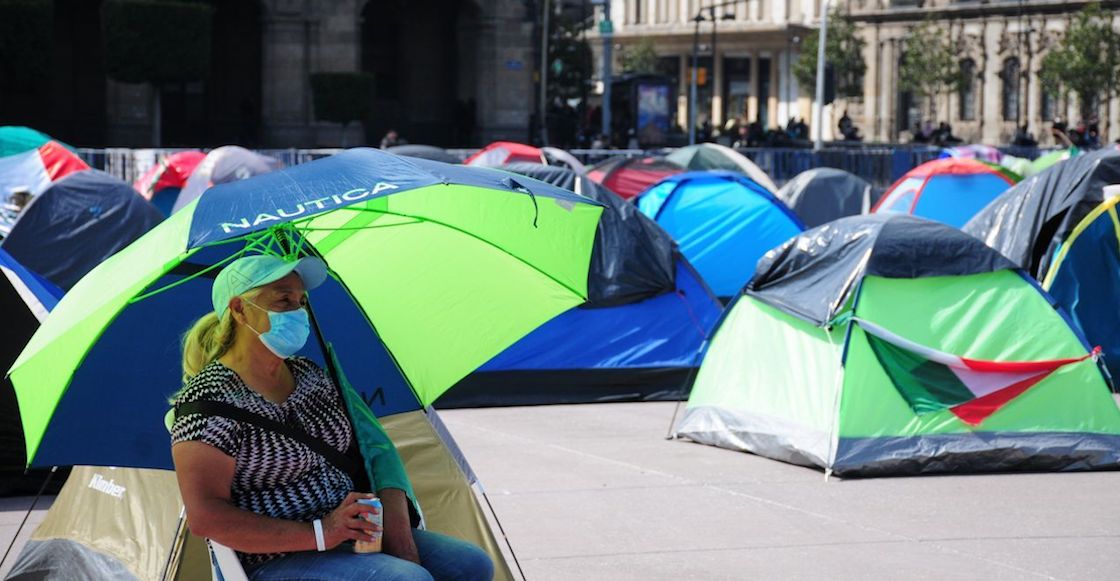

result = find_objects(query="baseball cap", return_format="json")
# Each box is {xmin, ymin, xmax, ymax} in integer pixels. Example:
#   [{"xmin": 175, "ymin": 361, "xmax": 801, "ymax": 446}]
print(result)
[{"xmin": 212, "ymin": 254, "xmax": 328, "ymax": 317}]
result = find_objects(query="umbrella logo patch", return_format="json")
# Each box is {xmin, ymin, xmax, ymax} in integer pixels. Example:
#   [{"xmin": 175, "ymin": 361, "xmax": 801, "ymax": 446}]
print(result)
[
  {"xmin": 88, "ymin": 473, "xmax": 127, "ymax": 499},
  {"xmin": 219, "ymin": 182, "xmax": 400, "ymax": 234}
]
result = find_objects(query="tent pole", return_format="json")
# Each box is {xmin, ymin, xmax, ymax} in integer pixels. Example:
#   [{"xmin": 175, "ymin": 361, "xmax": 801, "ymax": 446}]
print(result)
[
  {"xmin": 665, "ymin": 339, "xmax": 708, "ymax": 439},
  {"xmin": 0, "ymin": 465, "xmax": 57, "ymax": 570},
  {"xmin": 160, "ymin": 507, "xmax": 188, "ymax": 581},
  {"xmin": 480, "ymin": 489, "xmax": 528, "ymax": 581}
]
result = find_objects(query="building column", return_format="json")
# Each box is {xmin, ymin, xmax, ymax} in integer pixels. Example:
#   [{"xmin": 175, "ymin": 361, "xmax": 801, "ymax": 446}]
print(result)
[
  {"xmin": 712, "ymin": 48, "xmax": 724, "ymax": 128},
  {"xmin": 980, "ymin": 20, "xmax": 1003, "ymax": 144},
  {"xmin": 748, "ymin": 51, "xmax": 759, "ymax": 122}
]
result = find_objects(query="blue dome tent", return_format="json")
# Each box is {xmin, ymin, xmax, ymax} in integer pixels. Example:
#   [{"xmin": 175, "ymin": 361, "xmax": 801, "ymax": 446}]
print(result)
[
  {"xmin": 637, "ymin": 171, "xmax": 804, "ymax": 301},
  {"xmin": 438, "ymin": 164, "xmax": 723, "ymax": 406}
]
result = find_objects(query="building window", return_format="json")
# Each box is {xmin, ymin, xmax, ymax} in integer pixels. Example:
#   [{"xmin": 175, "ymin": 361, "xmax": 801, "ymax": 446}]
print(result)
[
  {"xmin": 1001, "ymin": 58, "xmax": 1020, "ymax": 122},
  {"xmin": 959, "ymin": 59, "xmax": 977, "ymax": 121},
  {"xmin": 1041, "ymin": 86, "xmax": 1057, "ymax": 121}
]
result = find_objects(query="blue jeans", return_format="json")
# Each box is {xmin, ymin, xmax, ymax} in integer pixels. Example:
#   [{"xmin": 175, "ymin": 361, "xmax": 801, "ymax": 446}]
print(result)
[{"xmin": 246, "ymin": 529, "xmax": 494, "ymax": 581}]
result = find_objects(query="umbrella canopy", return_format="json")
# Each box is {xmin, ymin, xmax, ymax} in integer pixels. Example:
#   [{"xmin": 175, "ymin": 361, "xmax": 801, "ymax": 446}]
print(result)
[
  {"xmin": 464, "ymin": 142, "xmax": 545, "ymax": 167},
  {"xmin": 0, "ymin": 126, "xmax": 62, "ymax": 158},
  {"xmin": 132, "ymin": 151, "xmax": 207, "ymax": 215},
  {"xmin": 9, "ymin": 148, "xmax": 603, "ymax": 470},
  {"xmin": 171, "ymin": 146, "xmax": 282, "ymax": 213},
  {"xmin": 873, "ymin": 158, "xmax": 1018, "ymax": 228},
  {"xmin": 775, "ymin": 167, "xmax": 873, "ymax": 228},
  {"xmin": 665, "ymin": 143, "xmax": 778, "ymax": 192},
  {"xmin": 1, "ymin": 170, "xmax": 164, "ymax": 290},
  {"xmin": 386, "ymin": 144, "xmax": 461, "ymax": 164},
  {"xmin": 587, "ymin": 155, "xmax": 685, "ymax": 200}
]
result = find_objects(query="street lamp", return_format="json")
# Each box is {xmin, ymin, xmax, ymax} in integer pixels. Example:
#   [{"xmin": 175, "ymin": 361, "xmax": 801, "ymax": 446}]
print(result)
[
  {"xmin": 688, "ymin": 0, "xmax": 746, "ymax": 145},
  {"xmin": 812, "ymin": 0, "xmax": 831, "ymax": 150}
]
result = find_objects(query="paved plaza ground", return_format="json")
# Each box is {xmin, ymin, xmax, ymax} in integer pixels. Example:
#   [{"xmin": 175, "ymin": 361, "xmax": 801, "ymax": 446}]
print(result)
[{"xmin": 0, "ymin": 401, "xmax": 1117, "ymax": 580}]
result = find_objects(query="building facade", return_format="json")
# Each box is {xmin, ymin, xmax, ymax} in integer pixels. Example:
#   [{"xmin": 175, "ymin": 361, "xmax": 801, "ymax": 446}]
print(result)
[
  {"xmin": 591, "ymin": 0, "xmax": 824, "ymax": 138},
  {"xmin": 849, "ymin": 0, "xmax": 1120, "ymax": 145},
  {"xmin": 3, "ymin": 0, "xmax": 535, "ymax": 148}
]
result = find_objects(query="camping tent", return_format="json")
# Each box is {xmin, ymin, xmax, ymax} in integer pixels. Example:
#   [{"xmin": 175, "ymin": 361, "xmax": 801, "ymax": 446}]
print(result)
[
  {"xmin": 0, "ymin": 249, "xmax": 62, "ymax": 495},
  {"xmin": 1, "ymin": 169, "xmax": 164, "ymax": 289},
  {"xmin": 1041, "ymin": 191, "xmax": 1120, "ymax": 383},
  {"xmin": 387, "ymin": 144, "xmax": 462, "ymax": 164},
  {"xmin": 438, "ymin": 163, "xmax": 722, "ymax": 406},
  {"xmin": 464, "ymin": 142, "xmax": 545, "ymax": 167},
  {"xmin": 170, "ymin": 146, "xmax": 282, "ymax": 213},
  {"xmin": 873, "ymin": 158, "xmax": 1018, "ymax": 228},
  {"xmin": 637, "ymin": 171, "xmax": 804, "ymax": 300},
  {"xmin": 132, "ymin": 151, "xmax": 207, "ymax": 216},
  {"xmin": 965, "ymin": 146, "xmax": 1120, "ymax": 276},
  {"xmin": 665, "ymin": 143, "xmax": 778, "ymax": 192},
  {"xmin": 0, "ymin": 141, "xmax": 89, "ymax": 235},
  {"xmin": 587, "ymin": 155, "xmax": 684, "ymax": 200},
  {"xmin": 673, "ymin": 214, "xmax": 1120, "ymax": 476},
  {"xmin": 8, "ymin": 424, "xmax": 515, "ymax": 581},
  {"xmin": 775, "ymin": 167, "xmax": 873, "ymax": 228},
  {"xmin": 0, "ymin": 127, "xmax": 66, "ymax": 158}
]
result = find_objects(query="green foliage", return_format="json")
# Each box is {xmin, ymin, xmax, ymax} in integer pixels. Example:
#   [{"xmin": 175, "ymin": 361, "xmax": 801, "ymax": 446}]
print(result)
[
  {"xmin": 793, "ymin": 6, "xmax": 867, "ymax": 98},
  {"xmin": 0, "ymin": 0, "xmax": 53, "ymax": 84},
  {"xmin": 1039, "ymin": 3, "xmax": 1120, "ymax": 117},
  {"xmin": 620, "ymin": 38, "xmax": 660, "ymax": 75},
  {"xmin": 101, "ymin": 0, "xmax": 213, "ymax": 84},
  {"xmin": 899, "ymin": 17, "xmax": 961, "ymax": 116},
  {"xmin": 310, "ymin": 73, "xmax": 376, "ymax": 124},
  {"xmin": 548, "ymin": 12, "xmax": 593, "ymax": 100}
]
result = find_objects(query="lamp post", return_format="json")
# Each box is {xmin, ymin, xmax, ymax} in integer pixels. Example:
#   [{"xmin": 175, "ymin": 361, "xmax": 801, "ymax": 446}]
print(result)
[
  {"xmin": 539, "ymin": 0, "xmax": 551, "ymax": 146},
  {"xmin": 812, "ymin": 0, "xmax": 830, "ymax": 150},
  {"xmin": 688, "ymin": 0, "xmax": 745, "ymax": 145},
  {"xmin": 591, "ymin": 0, "xmax": 612, "ymax": 146}
]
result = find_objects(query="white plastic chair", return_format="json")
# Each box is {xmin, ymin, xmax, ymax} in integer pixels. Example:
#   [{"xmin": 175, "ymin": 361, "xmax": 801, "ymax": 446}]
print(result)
[{"xmin": 209, "ymin": 540, "xmax": 250, "ymax": 581}]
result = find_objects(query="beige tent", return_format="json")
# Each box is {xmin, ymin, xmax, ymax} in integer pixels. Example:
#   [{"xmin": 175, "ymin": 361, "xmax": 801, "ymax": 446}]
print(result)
[{"xmin": 7, "ymin": 409, "xmax": 514, "ymax": 581}]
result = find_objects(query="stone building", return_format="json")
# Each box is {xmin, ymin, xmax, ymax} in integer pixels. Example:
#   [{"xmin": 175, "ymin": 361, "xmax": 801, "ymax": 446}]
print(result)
[
  {"xmin": 2, "ymin": 0, "xmax": 535, "ymax": 148},
  {"xmin": 849, "ymin": 0, "xmax": 1120, "ymax": 145},
  {"xmin": 590, "ymin": 1, "xmax": 826, "ymax": 137}
]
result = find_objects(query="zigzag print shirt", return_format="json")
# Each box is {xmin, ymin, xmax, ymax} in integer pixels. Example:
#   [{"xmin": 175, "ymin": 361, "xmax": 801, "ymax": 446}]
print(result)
[{"xmin": 171, "ymin": 357, "xmax": 354, "ymax": 570}]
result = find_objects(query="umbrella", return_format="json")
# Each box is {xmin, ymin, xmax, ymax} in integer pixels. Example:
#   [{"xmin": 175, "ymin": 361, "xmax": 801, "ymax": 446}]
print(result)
[{"xmin": 9, "ymin": 148, "xmax": 603, "ymax": 470}]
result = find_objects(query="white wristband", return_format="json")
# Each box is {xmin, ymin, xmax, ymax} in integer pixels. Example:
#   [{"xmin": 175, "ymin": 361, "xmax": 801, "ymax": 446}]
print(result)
[{"xmin": 313, "ymin": 519, "xmax": 326, "ymax": 552}]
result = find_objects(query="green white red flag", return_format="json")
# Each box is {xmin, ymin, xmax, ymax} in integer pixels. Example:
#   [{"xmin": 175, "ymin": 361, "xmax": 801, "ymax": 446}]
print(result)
[{"xmin": 857, "ymin": 318, "xmax": 1098, "ymax": 426}]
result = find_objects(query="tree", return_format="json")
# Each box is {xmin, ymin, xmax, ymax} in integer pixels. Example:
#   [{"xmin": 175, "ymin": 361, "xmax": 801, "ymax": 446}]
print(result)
[
  {"xmin": 1039, "ymin": 3, "xmax": 1120, "ymax": 119},
  {"xmin": 547, "ymin": 10, "xmax": 593, "ymax": 100},
  {"xmin": 101, "ymin": 0, "xmax": 213, "ymax": 146},
  {"xmin": 899, "ymin": 17, "xmax": 962, "ymax": 119},
  {"xmin": 793, "ymin": 5, "xmax": 867, "ymax": 100},
  {"xmin": 620, "ymin": 38, "xmax": 660, "ymax": 75},
  {"xmin": 309, "ymin": 72, "xmax": 376, "ymax": 146}
]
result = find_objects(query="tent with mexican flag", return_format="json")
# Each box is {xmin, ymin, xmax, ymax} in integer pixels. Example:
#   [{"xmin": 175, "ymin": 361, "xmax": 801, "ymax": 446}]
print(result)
[{"xmin": 673, "ymin": 214, "xmax": 1120, "ymax": 476}]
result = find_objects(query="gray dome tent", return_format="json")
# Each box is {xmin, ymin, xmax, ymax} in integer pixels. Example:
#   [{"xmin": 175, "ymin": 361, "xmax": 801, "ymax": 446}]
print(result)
[{"xmin": 776, "ymin": 168, "xmax": 873, "ymax": 228}]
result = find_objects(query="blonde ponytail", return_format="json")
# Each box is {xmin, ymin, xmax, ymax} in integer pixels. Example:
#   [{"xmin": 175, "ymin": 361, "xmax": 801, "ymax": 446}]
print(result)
[{"xmin": 181, "ymin": 311, "xmax": 237, "ymax": 384}]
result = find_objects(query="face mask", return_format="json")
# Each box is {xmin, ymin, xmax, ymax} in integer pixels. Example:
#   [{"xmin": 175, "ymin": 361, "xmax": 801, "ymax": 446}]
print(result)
[{"xmin": 244, "ymin": 300, "xmax": 311, "ymax": 358}]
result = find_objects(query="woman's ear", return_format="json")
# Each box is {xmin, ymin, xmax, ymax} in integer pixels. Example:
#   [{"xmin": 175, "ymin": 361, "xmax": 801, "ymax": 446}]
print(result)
[{"xmin": 228, "ymin": 297, "xmax": 245, "ymax": 324}]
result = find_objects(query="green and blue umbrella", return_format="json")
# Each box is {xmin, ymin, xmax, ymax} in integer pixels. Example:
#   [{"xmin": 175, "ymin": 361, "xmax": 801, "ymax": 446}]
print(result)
[{"xmin": 9, "ymin": 148, "xmax": 603, "ymax": 469}]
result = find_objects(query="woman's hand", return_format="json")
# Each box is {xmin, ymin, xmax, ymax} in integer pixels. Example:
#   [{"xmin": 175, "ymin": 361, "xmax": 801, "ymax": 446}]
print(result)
[
  {"xmin": 379, "ymin": 488, "xmax": 420, "ymax": 564},
  {"xmin": 321, "ymin": 492, "xmax": 381, "ymax": 549}
]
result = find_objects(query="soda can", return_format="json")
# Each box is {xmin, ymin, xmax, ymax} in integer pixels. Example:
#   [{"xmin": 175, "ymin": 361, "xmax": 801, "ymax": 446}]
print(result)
[{"xmin": 354, "ymin": 497, "xmax": 383, "ymax": 553}]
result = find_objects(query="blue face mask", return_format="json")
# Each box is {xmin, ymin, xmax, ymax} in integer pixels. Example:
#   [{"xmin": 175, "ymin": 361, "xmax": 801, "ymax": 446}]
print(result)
[{"xmin": 244, "ymin": 301, "xmax": 311, "ymax": 358}]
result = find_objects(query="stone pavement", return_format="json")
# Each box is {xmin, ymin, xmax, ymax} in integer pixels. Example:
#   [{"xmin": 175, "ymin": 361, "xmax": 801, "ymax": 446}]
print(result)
[
  {"xmin": 0, "ymin": 402, "xmax": 1116, "ymax": 580},
  {"xmin": 440, "ymin": 402, "xmax": 1120, "ymax": 581}
]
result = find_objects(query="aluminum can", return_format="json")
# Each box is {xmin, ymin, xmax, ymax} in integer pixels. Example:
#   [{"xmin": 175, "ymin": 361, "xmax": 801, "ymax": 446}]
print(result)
[{"xmin": 354, "ymin": 497, "xmax": 383, "ymax": 553}]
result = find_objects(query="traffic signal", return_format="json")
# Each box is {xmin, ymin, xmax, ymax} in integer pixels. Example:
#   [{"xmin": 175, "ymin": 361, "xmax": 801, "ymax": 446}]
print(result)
[{"xmin": 823, "ymin": 63, "xmax": 836, "ymax": 105}]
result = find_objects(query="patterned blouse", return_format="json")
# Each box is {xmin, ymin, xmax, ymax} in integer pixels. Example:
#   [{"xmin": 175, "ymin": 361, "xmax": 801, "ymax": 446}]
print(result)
[{"xmin": 171, "ymin": 357, "xmax": 354, "ymax": 569}]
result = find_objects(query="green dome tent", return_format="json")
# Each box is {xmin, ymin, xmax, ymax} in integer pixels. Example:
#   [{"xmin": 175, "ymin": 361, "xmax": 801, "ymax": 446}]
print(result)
[{"xmin": 673, "ymin": 214, "xmax": 1120, "ymax": 477}]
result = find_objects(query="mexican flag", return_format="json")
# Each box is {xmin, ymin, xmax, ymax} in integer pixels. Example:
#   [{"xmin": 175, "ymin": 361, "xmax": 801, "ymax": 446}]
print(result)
[{"xmin": 858, "ymin": 318, "xmax": 1097, "ymax": 426}]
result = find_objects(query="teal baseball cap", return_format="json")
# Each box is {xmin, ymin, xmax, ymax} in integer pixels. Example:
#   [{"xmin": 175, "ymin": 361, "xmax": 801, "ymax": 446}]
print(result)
[{"xmin": 212, "ymin": 254, "xmax": 328, "ymax": 317}]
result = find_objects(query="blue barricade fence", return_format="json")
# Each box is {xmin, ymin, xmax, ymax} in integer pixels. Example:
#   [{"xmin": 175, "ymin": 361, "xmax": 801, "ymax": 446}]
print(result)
[{"xmin": 77, "ymin": 145, "xmax": 1053, "ymax": 191}]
